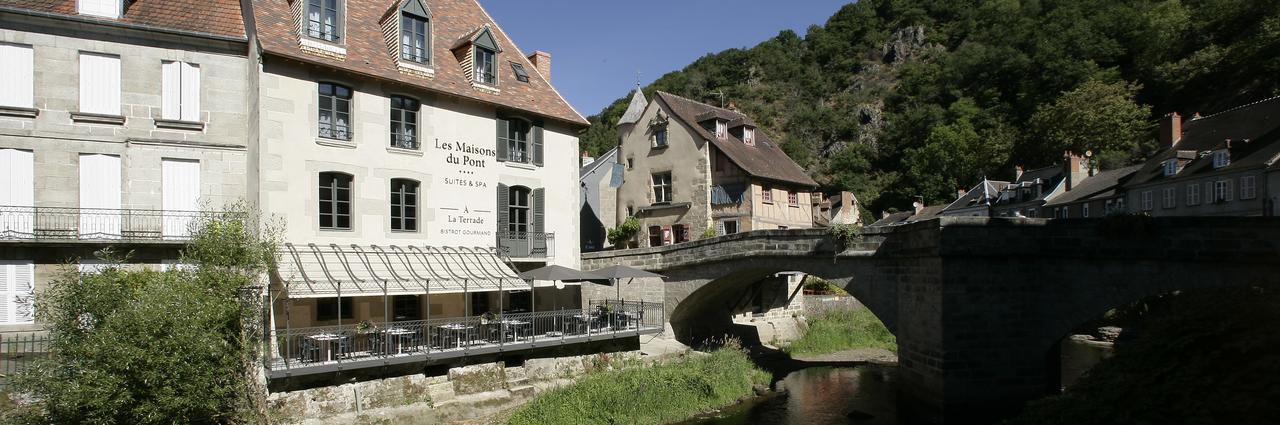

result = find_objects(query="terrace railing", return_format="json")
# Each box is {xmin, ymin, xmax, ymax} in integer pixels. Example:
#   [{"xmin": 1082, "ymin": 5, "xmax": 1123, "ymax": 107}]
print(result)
[
  {"xmin": 496, "ymin": 231, "xmax": 554, "ymax": 259},
  {"xmin": 266, "ymin": 302, "xmax": 663, "ymax": 376},
  {"xmin": 0, "ymin": 206, "xmax": 218, "ymax": 242}
]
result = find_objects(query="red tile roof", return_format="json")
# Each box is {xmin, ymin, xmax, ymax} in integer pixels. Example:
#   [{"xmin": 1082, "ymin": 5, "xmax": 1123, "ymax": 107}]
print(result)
[
  {"xmin": 3, "ymin": 0, "xmax": 246, "ymax": 39},
  {"xmin": 249, "ymin": 0, "xmax": 588, "ymax": 127},
  {"xmin": 654, "ymin": 91, "xmax": 818, "ymax": 188}
]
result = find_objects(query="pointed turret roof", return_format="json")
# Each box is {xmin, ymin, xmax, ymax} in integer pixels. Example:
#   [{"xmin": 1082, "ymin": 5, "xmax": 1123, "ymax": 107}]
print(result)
[{"xmin": 617, "ymin": 87, "xmax": 648, "ymax": 126}]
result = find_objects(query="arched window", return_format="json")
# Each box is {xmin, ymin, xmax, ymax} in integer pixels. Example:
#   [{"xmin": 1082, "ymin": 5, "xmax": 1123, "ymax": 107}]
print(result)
[
  {"xmin": 399, "ymin": 0, "xmax": 430, "ymax": 63},
  {"xmin": 318, "ymin": 172, "xmax": 353, "ymax": 230},
  {"xmin": 390, "ymin": 95, "xmax": 419, "ymax": 149},
  {"xmin": 390, "ymin": 178, "xmax": 419, "ymax": 231},
  {"xmin": 507, "ymin": 185, "xmax": 530, "ymax": 233}
]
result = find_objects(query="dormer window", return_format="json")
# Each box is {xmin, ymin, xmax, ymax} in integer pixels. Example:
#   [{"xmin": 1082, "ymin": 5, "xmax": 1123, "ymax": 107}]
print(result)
[
  {"xmin": 307, "ymin": 0, "xmax": 343, "ymax": 42},
  {"xmin": 1163, "ymin": 159, "xmax": 1179, "ymax": 177},
  {"xmin": 715, "ymin": 120, "xmax": 727, "ymax": 140},
  {"xmin": 78, "ymin": 0, "xmax": 121, "ymax": 19},
  {"xmin": 399, "ymin": 0, "xmax": 430, "ymax": 63},
  {"xmin": 743, "ymin": 127, "xmax": 755, "ymax": 146},
  {"xmin": 1212, "ymin": 149, "xmax": 1230, "ymax": 169}
]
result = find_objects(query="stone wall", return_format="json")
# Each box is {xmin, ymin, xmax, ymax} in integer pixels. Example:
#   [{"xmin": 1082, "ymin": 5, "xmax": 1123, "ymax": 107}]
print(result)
[{"xmin": 267, "ymin": 351, "xmax": 644, "ymax": 424}]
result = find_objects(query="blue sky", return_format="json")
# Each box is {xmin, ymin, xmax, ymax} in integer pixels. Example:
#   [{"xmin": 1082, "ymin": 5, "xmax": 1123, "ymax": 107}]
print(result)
[{"xmin": 483, "ymin": 0, "xmax": 852, "ymax": 116}]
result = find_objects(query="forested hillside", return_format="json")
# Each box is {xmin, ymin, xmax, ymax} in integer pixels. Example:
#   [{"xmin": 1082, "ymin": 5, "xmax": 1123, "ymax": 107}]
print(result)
[{"xmin": 579, "ymin": 0, "xmax": 1280, "ymax": 215}]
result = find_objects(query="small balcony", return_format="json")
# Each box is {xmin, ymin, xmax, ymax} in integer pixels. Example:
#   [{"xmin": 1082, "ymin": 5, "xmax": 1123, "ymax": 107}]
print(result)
[
  {"xmin": 265, "ymin": 300, "xmax": 664, "ymax": 378},
  {"xmin": 497, "ymin": 231, "xmax": 554, "ymax": 259},
  {"xmin": 0, "ymin": 206, "xmax": 219, "ymax": 243}
]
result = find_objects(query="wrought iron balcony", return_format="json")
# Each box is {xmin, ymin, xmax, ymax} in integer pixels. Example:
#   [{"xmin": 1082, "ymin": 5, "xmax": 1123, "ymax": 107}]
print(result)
[
  {"xmin": 265, "ymin": 301, "xmax": 664, "ymax": 378},
  {"xmin": 0, "ymin": 206, "xmax": 218, "ymax": 242},
  {"xmin": 497, "ymin": 231, "xmax": 554, "ymax": 259}
]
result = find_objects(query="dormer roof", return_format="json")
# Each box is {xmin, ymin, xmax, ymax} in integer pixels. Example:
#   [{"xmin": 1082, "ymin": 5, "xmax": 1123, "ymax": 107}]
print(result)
[{"xmin": 453, "ymin": 25, "xmax": 500, "ymax": 52}]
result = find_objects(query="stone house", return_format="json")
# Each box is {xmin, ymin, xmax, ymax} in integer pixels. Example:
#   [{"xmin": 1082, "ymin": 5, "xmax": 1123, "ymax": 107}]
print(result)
[
  {"xmin": 0, "ymin": 0, "xmax": 252, "ymax": 335},
  {"xmin": 1042, "ymin": 164, "xmax": 1140, "ymax": 219},
  {"xmin": 579, "ymin": 147, "xmax": 619, "ymax": 252},
  {"xmin": 992, "ymin": 152, "xmax": 1094, "ymax": 218},
  {"xmin": 1120, "ymin": 97, "xmax": 1280, "ymax": 217},
  {"xmin": 615, "ymin": 90, "xmax": 818, "ymax": 247}
]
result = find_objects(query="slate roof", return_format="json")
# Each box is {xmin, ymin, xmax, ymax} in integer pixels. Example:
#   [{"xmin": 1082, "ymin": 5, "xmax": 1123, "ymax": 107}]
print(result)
[
  {"xmin": 2, "ymin": 0, "xmax": 247, "ymax": 39},
  {"xmin": 869, "ymin": 205, "xmax": 944, "ymax": 227},
  {"xmin": 617, "ymin": 88, "xmax": 647, "ymax": 126},
  {"xmin": 1043, "ymin": 165, "xmax": 1141, "ymax": 207},
  {"xmin": 1126, "ymin": 96, "xmax": 1280, "ymax": 187},
  {"xmin": 249, "ymin": 0, "xmax": 587, "ymax": 126},
  {"xmin": 580, "ymin": 146, "xmax": 618, "ymax": 176},
  {"xmin": 944, "ymin": 178, "xmax": 1009, "ymax": 211},
  {"xmin": 869, "ymin": 211, "xmax": 913, "ymax": 227},
  {"xmin": 653, "ymin": 91, "xmax": 818, "ymax": 188}
]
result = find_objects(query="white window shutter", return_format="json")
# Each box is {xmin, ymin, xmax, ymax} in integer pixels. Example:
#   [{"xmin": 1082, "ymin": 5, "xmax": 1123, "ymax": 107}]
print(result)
[
  {"xmin": 12, "ymin": 262, "xmax": 33, "ymax": 324},
  {"xmin": 80, "ymin": 53, "xmax": 121, "ymax": 115},
  {"xmin": 162, "ymin": 159, "xmax": 200, "ymax": 238},
  {"xmin": 0, "ymin": 263, "xmax": 9, "ymax": 323},
  {"xmin": 0, "ymin": 149, "xmax": 35, "ymax": 237},
  {"xmin": 180, "ymin": 63, "xmax": 200, "ymax": 122},
  {"xmin": 79, "ymin": 154, "xmax": 122, "ymax": 239},
  {"xmin": 0, "ymin": 44, "xmax": 34, "ymax": 108},
  {"xmin": 78, "ymin": 0, "xmax": 121, "ymax": 19},
  {"xmin": 161, "ymin": 61, "xmax": 181, "ymax": 119}
]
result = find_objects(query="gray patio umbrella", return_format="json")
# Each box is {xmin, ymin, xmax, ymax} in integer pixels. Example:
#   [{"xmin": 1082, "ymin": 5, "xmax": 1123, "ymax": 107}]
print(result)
[
  {"xmin": 518, "ymin": 265, "xmax": 606, "ymax": 313},
  {"xmin": 588, "ymin": 265, "xmax": 667, "ymax": 301}
]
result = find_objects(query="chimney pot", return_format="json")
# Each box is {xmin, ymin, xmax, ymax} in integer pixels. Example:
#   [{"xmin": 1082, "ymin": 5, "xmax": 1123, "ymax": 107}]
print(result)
[{"xmin": 527, "ymin": 51, "xmax": 552, "ymax": 82}]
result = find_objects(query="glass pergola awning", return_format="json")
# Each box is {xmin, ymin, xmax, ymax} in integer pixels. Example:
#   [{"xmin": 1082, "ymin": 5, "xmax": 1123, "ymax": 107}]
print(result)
[{"xmin": 275, "ymin": 243, "xmax": 530, "ymax": 298}]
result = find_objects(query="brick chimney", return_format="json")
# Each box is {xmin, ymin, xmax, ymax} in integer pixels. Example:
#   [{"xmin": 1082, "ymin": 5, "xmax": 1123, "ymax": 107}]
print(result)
[
  {"xmin": 1063, "ymin": 151, "xmax": 1089, "ymax": 192},
  {"xmin": 1159, "ymin": 112, "xmax": 1182, "ymax": 148},
  {"xmin": 527, "ymin": 51, "xmax": 551, "ymax": 82}
]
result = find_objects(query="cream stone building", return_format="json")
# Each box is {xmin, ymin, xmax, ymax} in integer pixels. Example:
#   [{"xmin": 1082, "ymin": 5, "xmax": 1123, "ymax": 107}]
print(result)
[
  {"xmin": 247, "ymin": 0, "xmax": 588, "ymax": 336},
  {"xmin": 0, "ymin": 0, "xmax": 251, "ymax": 335},
  {"xmin": 615, "ymin": 90, "xmax": 818, "ymax": 247}
]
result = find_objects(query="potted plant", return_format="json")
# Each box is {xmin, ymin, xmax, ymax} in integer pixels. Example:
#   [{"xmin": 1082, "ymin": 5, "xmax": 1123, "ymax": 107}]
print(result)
[{"xmin": 354, "ymin": 320, "xmax": 375, "ymax": 334}]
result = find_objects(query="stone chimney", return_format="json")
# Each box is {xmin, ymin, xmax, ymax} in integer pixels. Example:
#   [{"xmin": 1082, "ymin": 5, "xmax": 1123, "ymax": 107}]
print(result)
[
  {"xmin": 580, "ymin": 150, "xmax": 594, "ymax": 167},
  {"xmin": 912, "ymin": 196, "xmax": 925, "ymax": 215},
  {"xmin": 1159, "ymin": 112, "xmax": 1182, "ymax": 148},
  {"xmin": 527, "ymin": 51, "xmax": 551, "ymax": 82},
  {"xmin": 1014, "ymin": 165, "xmax": 1024, "ymax": 181},
  {"xmin": 1063, "ymin": 151, "xmax": 1089, "ymax": 192}
]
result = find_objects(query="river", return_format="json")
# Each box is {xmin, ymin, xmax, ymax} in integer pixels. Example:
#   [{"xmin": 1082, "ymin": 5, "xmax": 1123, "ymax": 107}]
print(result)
[{"xmin": 680, "ymin": 365, "xmax": 899, "ymax": 425}]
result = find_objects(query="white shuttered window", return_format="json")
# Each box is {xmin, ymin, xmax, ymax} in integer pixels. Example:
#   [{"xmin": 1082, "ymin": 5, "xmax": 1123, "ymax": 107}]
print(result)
[
  {"xmin": 0, "ymin": 149, "xmax": 35, "ymax": 238},
  {"xmin": 79, "ymin": 53, "xmax": 121, "ymax": 115},
  {"xmin": 78, "ymin": 0, "xmax": 121, "ymax": 18},
  {"xmin": 0, "ymin": 44, "xmax": 34, "ymax": 108},
  {"xmin": 161, "ymin": 61, "xmax": 201, "ymax": 121},
  {"xmin": 162, "ymin": 159, "xmax": 201, "ymax": 238},
  {"xmin": 79, "ymin": 154, "xmax": 122, "ymax": 239},
  {"xmin": 0, "ymin": 261, "xmax": 36, "ymax": 325}
]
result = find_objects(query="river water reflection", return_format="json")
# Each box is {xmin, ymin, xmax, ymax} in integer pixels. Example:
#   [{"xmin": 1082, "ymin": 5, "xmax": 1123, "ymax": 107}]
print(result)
[{"xmin": 683, "ymin": 365, "xmax": 899, "ymax": 425}]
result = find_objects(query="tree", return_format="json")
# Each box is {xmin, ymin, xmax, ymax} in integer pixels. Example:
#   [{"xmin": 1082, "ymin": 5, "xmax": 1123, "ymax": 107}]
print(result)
[
  {"xmin": 5, "ymin": 207, "xmax": 277, "ymax": 425},
  {"xmin": 1028, "ymin": 79, "xmax": 1153, "ymax": 166}
]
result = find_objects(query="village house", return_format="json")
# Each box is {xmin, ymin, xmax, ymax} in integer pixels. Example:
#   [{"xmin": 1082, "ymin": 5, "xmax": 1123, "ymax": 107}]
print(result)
[
  {"xmin": 0, "ymin": 0, "xmax": 252, "ymax": 335},
  {"xmin": 1042, "ymin": 164, "xmax": 1140, "ymax": 219},
  {"xmin": 940, "ymin": 178, "xmax": 1009, "ymax": 217},
  {"xmin": 1120, "ymin": 97, "xmax": 1280, "ymax": 217},
  {"xmin": 579, "ymin": 147, "xmax": 620, "ymax": 252},
  {"xmin": 614, "ymin": 90, "xmax": 818, "ymax": 247}
]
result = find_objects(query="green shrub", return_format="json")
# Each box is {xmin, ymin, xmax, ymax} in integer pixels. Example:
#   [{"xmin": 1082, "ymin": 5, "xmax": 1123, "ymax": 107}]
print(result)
[
  {"xmin": 607, "ymin": 216, "xmax": 641, "ymax": 248},
  {"xmin": 507, "ymin": 347, "xmax": 770, "ymax": 425},
  {"xmin": 802, "ymin": 276, "xmax": 849, "ymax": 296},
  {"xmin": 784, "ymin": 309, "xmax": 896, "ymax": 356},
  {"xmin": 3, "ymin": 205, "xmax": 277, "ymax": 425},
  {"xmin": 700, "ymin": 226, "xmax": 718, "ymax": 239}
]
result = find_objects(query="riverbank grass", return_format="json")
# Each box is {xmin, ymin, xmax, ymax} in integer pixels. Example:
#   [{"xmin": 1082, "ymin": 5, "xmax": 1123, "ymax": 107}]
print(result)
[
  {"xmin": 506, "ymin": 348, "xmax": 770, "ymax": 425},
  {"xmin": 784, "ymin": 308, "xmax": 896, "ymax": 356}
]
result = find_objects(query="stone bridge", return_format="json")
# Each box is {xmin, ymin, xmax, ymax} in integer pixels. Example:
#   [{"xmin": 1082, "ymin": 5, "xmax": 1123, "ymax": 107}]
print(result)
[{"xmin": 582, "ymin": 216, "xmax": 1280, "ymax": 422}]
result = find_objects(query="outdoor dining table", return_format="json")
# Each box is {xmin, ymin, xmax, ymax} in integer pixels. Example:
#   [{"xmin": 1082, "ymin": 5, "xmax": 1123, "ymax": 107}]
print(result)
[
  {"xmin": 383, "ymin": 327, "xmax": 415, "ymax": 354},
  {"xmin": 307, "ymin": 333, "xmax": 344, "ymax": 362},
  {"xmin": 436, "ymin": 324, "xmax": 471, "ymax": 349},
  {"xmin": 501, "ymin": 319, "xmax": 530, "ymax": 341}
]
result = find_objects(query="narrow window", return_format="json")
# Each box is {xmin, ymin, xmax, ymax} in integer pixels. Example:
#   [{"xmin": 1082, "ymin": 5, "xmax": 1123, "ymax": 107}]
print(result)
[
  {"xmin": 318, "ymin": 82, "xmax": 352, "ymax": 140},
  {"xmin": 1163, "ymin": 159, "xmax": 1177, "ymax": 177},
  {"xmin": 390, "ymin": 95, "xmax": 419, "ymax": 149},
  {"xmin": 0, "ymin": 261, "xmax": 36, "ymax": 324},
  {"xmin": 307, "ymin": 0, "xmax": 343, "ymax": 42},
  {"xmin": 673, "ymin": 224, "xmax": 688, "ymax": 244},
  {"xmin": 761, "ymin": 185, "xmax": 773, "ymax": 204},
  {"xmin": 787, "ymin": 191, "xmax": 798, "ymax": 207},
  {"xmin": 1241, "ymin": 176, "xmax": 1257, "ymax": 200},
  {"xmin": 651, "ymin": 172, "xmax": 672, "ymax": 204},
  {"xmin": 390, "ymin": 178, "xmax": 419, "ymax": 232},
  {"xmin": 1187, "ymin": 183, "xmax": 1200, "ymax": 206},
  {"xmin": 1163, "ymin": 187, "xmax": 1176, "ymax": 209},
  {"xmin": 723, "ymin": 220, "xmax": 739, "ymax": 235},
  {"xmin": 400, "ymin": 12, "xmax": 429, "ymax": 63},
  {"xmin": 653, "ymin": 127, "xmax": 668, "ymax": 148},
  {"xmin": 474, "ymin": 47, "xmax": 497, "ymax": 85},
  {"xmin": 715, "ymin": 120, "xmax": 727, "ymax": 139},
  {"xmin": 0, "ymin": 44, "xmax": 34, "ymax": 109},
  {"xmin": 1214, "ymin": 179, "xmax": 1233, "ymax": 202},
  {"xmin": 511, "ymin": 63, "xmax": 529, "ymax": 83},
  {"xmin": 319, "ymin": 172, "xmax": 352, "ymax": 230},
  {"xmin": 1141, "ymin": 191, "xmax": 1153, "ymax": 211},
  {"xmin": 647, "ymin": 226, "xmax": 662, "ymax": 247},
  {"xmin": 79, "ymin": 52, "xmax": 120, "ymax": 115},
  {"xmin": 507, "ymin": 186, "xmax": 530, "ymax": 233},
  {"xmin": 161, "ymin": 61, "xmax": 201, "ymax": 121},
  {"xmin": 316, "ymin": 297, "xmax": 354, "ymax": 321},
  {"xmin": 1082, "ymin": 203, "xmax": 1090, "ymax": 218},
  {"xmin": 500, "ymin": 118, "xmax": 531, "ymax": 163},
  {"xmin": 743, "ymin": 127, "xmax": 755, "ymax": 145},
  {"xmin": 1213, "ymin": 150, "xmax": 1230, "ymax": 169}
]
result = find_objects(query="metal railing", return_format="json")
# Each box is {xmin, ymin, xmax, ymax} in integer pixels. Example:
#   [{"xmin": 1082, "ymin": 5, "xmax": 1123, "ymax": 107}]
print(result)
[
  {"xmin": 266, "ymin": 302, "xmax": 663, "ymax": 375},
  {"xmin": 0, "ymin": 333, "xmax": 49, "ymax": 391},
  {"xmin": 0, "ymin": 206, "xmax": 218, "ymax": 242},
  {"xmin": 497, "ymin": 231, "xmax": 554, "ymax": 259}
]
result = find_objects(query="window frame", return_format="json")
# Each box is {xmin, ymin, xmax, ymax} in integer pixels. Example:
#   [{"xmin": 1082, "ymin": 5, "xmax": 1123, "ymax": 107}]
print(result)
[
  {"xmin": 743, "ymin": 127, "xmax": 755, "ymax": 145},
  {"xmin": 474, "ymin": 46, "xmax": 497, "ymax": 86},
  {"xmin": 500, "ymin": 117, "xmax": 531, "ymax": 163},
  {"xmin": 1241, "ymin": 175, "xmax": 1257, "ymax": 200},
  {"xmin": 787, "ymin": 191, "xmax": 799, "ymax": 207},
  {"xmin": 392, "ymin": 295, "xmax": 421, "ymax": 321},
  {"xmin": 715, "ymin": 120, "xmax": 727, "ymax": 140},
  {"xmin": 316, "ymin": 297, "xmax": 354, "ymax": 321},
  {"xmin": 761, "ymin": 185, "xmax": 774, "ymax": 204},
  {"xmin": 507, "ymin": 185, "xmax": 531, "ymax": 234},
  {"xmin": 723, "ymin": 219, "xmax": 739, "ymax": 235},
  {"xmin": 1214, "ymin": 179, "xmax": 1232, "ymax": 202},
  {"xmin": 1212, "ymin": 150, "xmax": 1230, "ymax": 169},
  {"xmin": 1082, "ymin": 203, "xmax": 1090, "ymax": 218},
  {"xmin": 1187, "ymin": 183, "xmax": 1201, "ymax": 206},
  {"xmin": 651, "ymin": 172, "xmax": 673, "ymax": 204},
  {"xmin": 1162, "ymin": 187, "xmax": 1176, "ymax": 209},
  {"xmin": 510, "ymin": 62, "xmax": 530, "ymax": 83},
  {"xmin": 0, "ymin": 43, "xmax": 35, "ymax": 109},
  {"xmin": 652, "ymin": 127, "xmax": 668, "ymax": 149},
  {"xmin": 390, "ymin": 178, "xmax": 419, "ymax": 232},
  {"xmin": 399, "ymin": 12, "xmax": 430, "ymax": 64},
  {"xmin": 318, "ymin": 82, "xmax": 353, "ymax": 141},
  {"xmin": 318, "ymin": 172, "xmax": 353, "ymax": 230},
  {"xmin": 389, "ymin": 95, "xmax": 420, "ymax": 149},
  {"xmin": 648, "ymin": 225, "xmax": 662, "ymax": 247},
  {"xmin": 305, "ymin": 0, "xmax": 344, "ymax": 42},
  {"xmin": 161, "ymin": 60, "xmax": 201, "ymax": 122},
  {"xmin": 1163, "ymin": 159, "xmax": 1178, "ymax": 177}
]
